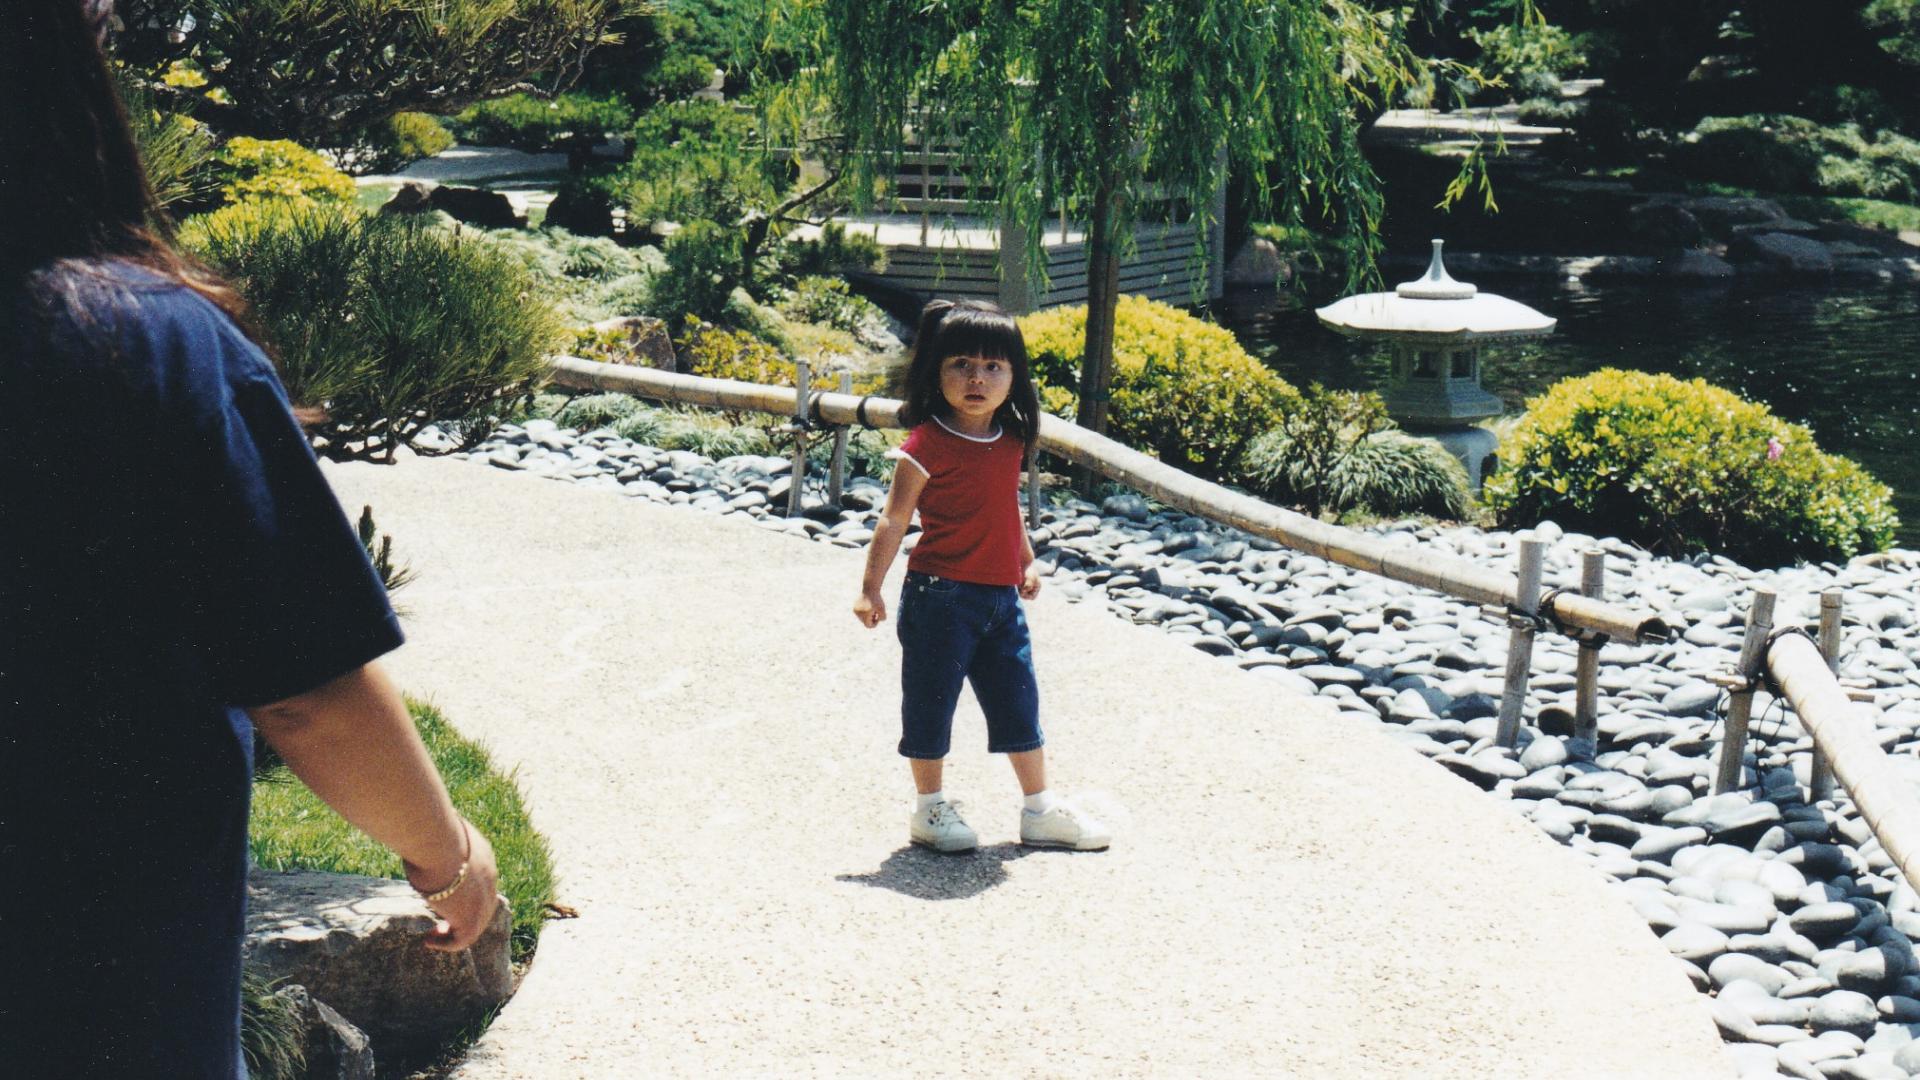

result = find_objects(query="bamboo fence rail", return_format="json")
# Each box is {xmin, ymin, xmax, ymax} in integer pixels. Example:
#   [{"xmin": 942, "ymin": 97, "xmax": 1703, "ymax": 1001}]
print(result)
[{"xmin": 548, "ymin": 356, "xmax": 1668, "ymax": 646}]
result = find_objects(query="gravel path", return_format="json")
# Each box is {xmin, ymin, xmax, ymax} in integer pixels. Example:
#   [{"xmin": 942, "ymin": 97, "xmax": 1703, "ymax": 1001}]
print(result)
[{"xmin": 323, "ymin": 453, "xmax": 1730, "ymax": 1078}]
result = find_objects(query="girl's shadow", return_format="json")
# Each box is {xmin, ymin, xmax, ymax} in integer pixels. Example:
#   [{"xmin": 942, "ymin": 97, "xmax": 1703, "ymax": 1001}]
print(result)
[{"xmin": 836, "ymin": 843, "xmax": 1038, "ymax": 901}]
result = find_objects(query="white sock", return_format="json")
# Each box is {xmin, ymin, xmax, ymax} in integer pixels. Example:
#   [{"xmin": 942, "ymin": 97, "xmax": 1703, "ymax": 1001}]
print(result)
[
  {"xmin": 1023, "ymin": 789, "xmax": 1058, "ymax": 815},
  {"xmin": 916, "ymin": 790, "xmax": 947, "ymax": 812}
]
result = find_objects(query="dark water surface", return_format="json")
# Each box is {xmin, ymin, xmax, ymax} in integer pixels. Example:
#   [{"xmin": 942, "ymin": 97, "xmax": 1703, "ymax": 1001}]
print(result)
[{"xmin": 1218, "ymin": 278, "xmax": 1920, "ymax": 549}]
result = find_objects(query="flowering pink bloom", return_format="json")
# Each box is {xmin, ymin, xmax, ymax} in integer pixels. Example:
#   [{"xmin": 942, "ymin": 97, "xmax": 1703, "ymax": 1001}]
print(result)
[{"xmin": 1766, "ymin": 436, "xmax": 1785, "ymax": 461}]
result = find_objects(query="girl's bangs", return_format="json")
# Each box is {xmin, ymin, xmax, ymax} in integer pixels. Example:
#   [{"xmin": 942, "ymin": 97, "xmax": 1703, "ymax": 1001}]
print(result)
[{"xmin": 930, "ymin": 305, "xmax": 1024, "ymax": 364}]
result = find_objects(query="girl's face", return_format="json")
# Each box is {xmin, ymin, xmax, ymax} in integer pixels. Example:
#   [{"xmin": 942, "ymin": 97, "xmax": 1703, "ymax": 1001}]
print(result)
[{"xmin": 938, "ymin": 352, "xmax": 1013, "ymax": 427}]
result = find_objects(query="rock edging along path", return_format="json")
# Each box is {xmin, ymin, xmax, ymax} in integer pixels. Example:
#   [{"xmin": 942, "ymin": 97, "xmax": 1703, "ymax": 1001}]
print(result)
[{"xmin": 321, "ymin": 451, "xmax": 1729, "ymax": 1078}]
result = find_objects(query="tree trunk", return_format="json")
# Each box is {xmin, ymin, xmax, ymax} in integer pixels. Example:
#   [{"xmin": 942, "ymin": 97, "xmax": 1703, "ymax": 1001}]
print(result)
[
  {"xmin": 1074, "ymin": 178, "xmax": 1122, "ymax": 495},
  {"xmin": 1073, "ymin": 0, "xmax": 1137, "ymax": 497}
]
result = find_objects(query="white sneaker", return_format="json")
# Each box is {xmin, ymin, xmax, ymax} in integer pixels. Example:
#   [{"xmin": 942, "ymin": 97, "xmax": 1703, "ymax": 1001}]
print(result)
[
  {"xmin": 910, "ymin": 800, "xmax": 978, "ymax": 853},
  {"xmin": 1020, "ymin": 802, "xmax": 1111, "ymax": 851}
]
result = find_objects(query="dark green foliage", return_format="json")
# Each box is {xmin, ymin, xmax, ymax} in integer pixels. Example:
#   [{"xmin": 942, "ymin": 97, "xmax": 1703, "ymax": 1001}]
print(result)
[
  {"xmin": 1244, "ymin": 428, "xmax": 1472, "ymax": 521},
  {"xmin": 119, "ymin": 67, "xmax": 218, "ymax": 214},
  {"xmin": 181, "ymin": 203, "xmax": 565, "ymax": 461},
  {"xmin": 556, "ymin": 393, "xmax": 647, "ymax": 431},
  {"xmin": 650, "ymin": 220, "xmax": 746, "ymax": 326},
  {"xmin": 574, "ymin": 8, "xmax": 718, "ymax": 110},
  {"xmin": 239, "ymin": 972, "xmax": 305, "ymax": 1080},
  {"xmin": 328, "ymin": 112, "xmax": 455, "ymax": 177},
  {"xmin": 356, "ymin": 506, "xmax": 417, "ymax": 595},
  {"xmin": 770, "ymin": 223, "xmax": 886, "ymax": 281},
  {"xmin": 779, "ymin": 276, "xmax": 878, "ymax": 334},
  {"xmin": 108, "ymin": 1, "xmax": 640, "ymax": 143},
  {"xmin": 1674, "ymin": 114, "xmax": 1920, "ymax": 201},
  {"xmin": 1483, "ymin": 369, "xmax": 1898, "ymax": 567},
  {"xmin": 616, "ymin": 99, "xmax": 790, "ymax": 232},
  {"xmin": 544, "ymin": 173, "xmax": 621, "ymax": 237},
  {"xmin": 1240, "ymin": 385, "xmax": 1387, "ymax": 518},
  {"xmin": 450, "ymin": 92, "xmax": 636, "ymax": 169}
]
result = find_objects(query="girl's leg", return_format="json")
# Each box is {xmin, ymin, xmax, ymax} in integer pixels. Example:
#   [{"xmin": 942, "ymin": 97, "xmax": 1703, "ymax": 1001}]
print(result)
[
  {"xmin": 1007, "ymin": 748, "xmax": 1046, "ymax": 796},
  {"xmin": 910, "ymin": 757, "xmax": 944, "ymax": 795}
]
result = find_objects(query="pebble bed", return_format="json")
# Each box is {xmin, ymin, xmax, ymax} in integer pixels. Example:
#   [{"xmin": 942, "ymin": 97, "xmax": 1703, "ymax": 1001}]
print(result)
[{"xmin": 462, "ymin": 418, "xmax": 1920, "ymax": 1080}]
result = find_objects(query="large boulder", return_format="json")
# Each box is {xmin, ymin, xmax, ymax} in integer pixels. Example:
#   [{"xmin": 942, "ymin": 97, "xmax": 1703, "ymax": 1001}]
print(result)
[
  {"xmin": 428, "ymin": 185, "xmax": 525, "ymax": 229},
  {"xmin": 378, "ymin": 181, "xmax": 435, "ymax": 216},
  {"xmin": 1679, "ymin": 196, "xmax": 1789, "ymax": 236},
  {"xmin": 1730, "ymin": 232, "xmax": 1835, "ymax": 274},
  {"xmin": 1224, "ymin": 237, "xmax": 1292, "ymax": 288},
  {"xmin": 588, "ymin": 316, "xmax": 678, "ymax": 373},
  {"xmin": 1628, "ymin": 201, "xmax": 1707, "ymax": 251},
  {"xmin": 544, "ymin": 184, "xmax": 617, "ymax": 238},
  {"xmin": 245, "ymin": 869, "xmax": 513, "ymax": 1064}
]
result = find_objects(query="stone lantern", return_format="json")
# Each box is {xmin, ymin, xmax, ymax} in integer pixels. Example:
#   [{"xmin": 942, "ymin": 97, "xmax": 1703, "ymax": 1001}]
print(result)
[{"xmin": 1314, "ymin": 240, "xmax": 1555, "ymax": 489}]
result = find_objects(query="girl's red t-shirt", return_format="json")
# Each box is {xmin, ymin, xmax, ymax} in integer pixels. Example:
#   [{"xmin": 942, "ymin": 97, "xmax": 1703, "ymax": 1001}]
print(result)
[{"xmin": 890, "ymin": 417, "xmax": 1027, "ymax": 586}]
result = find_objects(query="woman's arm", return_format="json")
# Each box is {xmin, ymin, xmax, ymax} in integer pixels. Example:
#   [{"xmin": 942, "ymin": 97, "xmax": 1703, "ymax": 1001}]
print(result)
[
  {"xmin": 854, "ymin": 464, "xmax": 929, "ymax": 627},
  {"xmin": 248, "ymin": 660, "xmax": 500, "ymax": 951}
]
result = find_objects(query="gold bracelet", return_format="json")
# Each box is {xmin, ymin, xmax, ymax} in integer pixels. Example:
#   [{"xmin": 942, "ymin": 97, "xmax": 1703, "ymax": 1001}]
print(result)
[{"xmin": 415, "ymin": 820, "xmax": 471, "ymax": 904}]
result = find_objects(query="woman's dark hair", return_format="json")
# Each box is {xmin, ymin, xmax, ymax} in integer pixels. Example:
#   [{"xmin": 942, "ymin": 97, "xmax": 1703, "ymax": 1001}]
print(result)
[
  {"xmin": 4, "ymin": 1, "xmax": 258, "ymax": 343},
  {"xmin": 897, "ymin": 299, "xmax": 1043, "ymax": 450}
]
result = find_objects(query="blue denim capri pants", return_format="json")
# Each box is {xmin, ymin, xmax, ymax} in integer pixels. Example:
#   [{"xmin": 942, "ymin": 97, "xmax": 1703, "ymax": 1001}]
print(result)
[{"xmin": 896, "ymin": 570, "xmax": 1044, "ymax": 759}]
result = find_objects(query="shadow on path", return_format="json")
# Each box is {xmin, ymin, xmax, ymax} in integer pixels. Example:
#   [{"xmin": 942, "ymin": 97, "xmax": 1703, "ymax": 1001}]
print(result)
[{"xmin": 835, "ymin": 843, "xmax": 1046, "ymax": 901}]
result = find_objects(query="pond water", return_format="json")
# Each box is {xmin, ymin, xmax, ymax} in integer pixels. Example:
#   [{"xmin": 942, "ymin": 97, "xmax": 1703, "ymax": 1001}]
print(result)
[{"xmin": 1218, "ymin": 278, "xmax": 1920, "ymax": 550}]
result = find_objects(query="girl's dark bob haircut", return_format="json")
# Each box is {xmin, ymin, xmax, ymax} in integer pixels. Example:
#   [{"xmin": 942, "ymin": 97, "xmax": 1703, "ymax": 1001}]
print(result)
[{"xmin": 897, "ymin": 298, "xmax": 1042, "ymax": 450}]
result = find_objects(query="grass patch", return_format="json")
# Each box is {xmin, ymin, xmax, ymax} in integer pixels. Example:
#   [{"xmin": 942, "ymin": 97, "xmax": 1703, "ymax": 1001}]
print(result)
[
  {"xmin": 1777, "ymin": 195, "xmax": 1920, "ymax": 233},
  {"xmin": 250, "ymin": 698, "xmax": 555, "ymax": 963}
]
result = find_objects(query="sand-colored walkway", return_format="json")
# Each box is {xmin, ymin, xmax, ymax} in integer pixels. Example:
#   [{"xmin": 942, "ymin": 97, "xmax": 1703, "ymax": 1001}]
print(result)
[{"xmin": 322, "ymin": 454, "xmax": 1732, "ymax": 1078}]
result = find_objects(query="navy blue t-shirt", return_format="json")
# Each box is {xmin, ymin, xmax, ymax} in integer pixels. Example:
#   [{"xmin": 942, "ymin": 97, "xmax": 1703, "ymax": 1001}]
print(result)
[{"xmin": 1, "ymin": 261, "xmax": 404, "ymax": 1076}]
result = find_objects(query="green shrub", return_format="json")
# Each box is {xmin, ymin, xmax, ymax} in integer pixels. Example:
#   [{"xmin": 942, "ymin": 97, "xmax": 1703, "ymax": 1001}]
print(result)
[
  {"xmin": 1676, "ymin": 114, "xmax": 1920, "ymax": 201},
  {"xmin": 651, "ymin": 221, "xmax": 746, "ymax": 325},
  {"xmin": 616, "ymin": 99, "xmax": 790, "ymax": 231},
  {"xmin": 251, "ymin": 699, "xmax": 557, "ymax": 962},
  {"xmin": 450, "ymin": 92, "xmax": 635, "ymax": 156},
  {"xmin": 678, "ymin": 316, "xmax": 805, "ymax": 384},
  {"xmin": 331, "ymin": 112, "xmax": 455, "ymax": 176},
  {"xmin": 239, "ymin": 972, "xmax": 305, "ymax": 1080},
  {"xmin": 1482, "ymin": 369, "xmax": 1898, "ymax": 567},
  {"xmin": 120, "ymin": 69, "xmax": 218, "ymax": 213},
  {"xmin": 556, "ymin": 392, "xmax": 646, "ymax": 431},
  {"xmin": 780, "ymin": 275, "xmax": 878, "ymax": 333},
  {"xmin": 1244, "ymin": 425, "xmax": 1471, "ymax": 520},
  {"xmin": 1018, "ymin": 295, "xmax": 1298, "ymax": 480},
  {"xmin": 181, "ymin": 202, "xmax": 564, "ymax": 461},
  {"xmin": 1463, "ymin": 20, "xmax": 1586, "ymax": 102},
  {"xmin": 208, "ymin": 136, "xmax": 357, "ymax": 209},
  {"xmin": 771, "ymin": 222, "xmax": 886, "ymax": 280},
  {"xmin": 806, "ymin": 426, "xmax": 902, "ymax": 482}
]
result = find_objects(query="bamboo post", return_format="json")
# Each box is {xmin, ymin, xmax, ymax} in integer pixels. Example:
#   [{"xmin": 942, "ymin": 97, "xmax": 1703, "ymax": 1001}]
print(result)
[
  {"xmin": 828, "ymin": 371, "xmax": 852, "ymax": 508},
  {"xmin": 1768, "ymin": 631, "xmax": 1920, "ymax": 892},
  {"xmin": 1814, "ymin": 589, "xmax": 1843, "ymax": 802},
  {"xmin": 787, "ymin": 361, "xmax": 810, "ymax": 518},
  {"xmin": 1026, "ymin": 446, "xmax": 1042, "ymax": 531},
  {"xmin": 1572, "ymin": 548, "xmax": 1606, "ymax": 758},
  {"xmin": 1495, "ymin": 536, "xmax": 1545, "ymax": 748},
  {"xmin": 1714, "ymin": 589, "xmax": 1777, "ymax": 795}
]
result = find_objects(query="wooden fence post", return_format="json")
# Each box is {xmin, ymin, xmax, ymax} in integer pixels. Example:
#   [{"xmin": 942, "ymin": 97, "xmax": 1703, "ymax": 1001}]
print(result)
[
  {"xmin": 1714, "ymin": 589, "xmax": 1777, "ymax": 795},
  {"xmin": 1572, "ymin": 548, "xmax": 1606, "ymax": 758},
  {"xmin": 828, "ymin": 370, "xmax": 852, "ymax": 509},
  {"xmin": 1495, "ymin": 536, "xmax": 1545, "ymax": 748},
  {"xmin": 788, "ymin": 361, "xmax": 810, "ymax": 518},
  {"xmin": 1814, "ymin": 589, "xmax": 1843, "ymax": 802}
]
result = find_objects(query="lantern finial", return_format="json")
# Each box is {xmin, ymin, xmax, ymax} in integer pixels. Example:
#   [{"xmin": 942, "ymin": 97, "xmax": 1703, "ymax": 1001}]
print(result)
[{"xmin": 1396, "ymin": 239, "xmax": 1477, "ymax": 300}]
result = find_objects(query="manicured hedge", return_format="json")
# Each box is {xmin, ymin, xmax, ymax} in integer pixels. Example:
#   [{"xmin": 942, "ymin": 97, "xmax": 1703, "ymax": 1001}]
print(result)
[
  {"xmin": 1019, "ymin": 295, "xmax": 1297, "ymax": 480},
  {"xmin": 1482, "ymin": 368, "xmax": 1897, "ymax": 566}
]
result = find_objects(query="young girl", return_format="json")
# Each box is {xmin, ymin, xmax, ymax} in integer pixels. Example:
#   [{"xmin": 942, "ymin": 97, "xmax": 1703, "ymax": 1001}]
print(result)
[{"xmin": 854, "ymin": 299, "xmax": 1111, "ymax": 853}]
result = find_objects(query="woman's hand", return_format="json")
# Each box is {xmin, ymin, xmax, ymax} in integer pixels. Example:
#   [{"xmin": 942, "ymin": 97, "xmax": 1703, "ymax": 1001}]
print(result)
[
  {"xmin": 854, "ymin": 590, "xmax": 887, "ymax": 628},
  {"xmin": 1020, "ymin": 563, "xmax": 1042, "ymax": 600},
  {"xmin": 406, "ymin": 819, "xmax": 503, "ymax": 953}
]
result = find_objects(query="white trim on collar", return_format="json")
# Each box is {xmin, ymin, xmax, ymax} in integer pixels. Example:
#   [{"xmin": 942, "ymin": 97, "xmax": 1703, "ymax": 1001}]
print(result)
[{"xmin": 934, "ymin": 415, "xmax": 1003, "ymax": 443}]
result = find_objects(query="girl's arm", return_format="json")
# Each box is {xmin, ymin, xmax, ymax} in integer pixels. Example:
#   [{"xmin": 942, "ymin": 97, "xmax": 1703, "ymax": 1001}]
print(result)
[
  {"xmin": 1019, "ymin": 526, "xmax": 1042, "ymax": 599},
  {"xmin": 854, "ymin": 464, "xmax": 928, "ymax": 627}
]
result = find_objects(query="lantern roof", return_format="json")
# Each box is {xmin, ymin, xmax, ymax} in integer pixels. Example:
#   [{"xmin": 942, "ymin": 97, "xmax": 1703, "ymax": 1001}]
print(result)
[{"xmin": 1315, "ymin": 240, "xmax": 1556, "ymax": 345}]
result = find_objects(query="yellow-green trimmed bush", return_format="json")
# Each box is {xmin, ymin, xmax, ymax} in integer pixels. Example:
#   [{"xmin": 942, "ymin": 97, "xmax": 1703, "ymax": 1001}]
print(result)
[
  {"xmin": 1483, "ymin": 369, "xmax": 1897, "ymax": 566},
  {"xmin": 209, "ymin": 136, "xmax": 356, "ymax": 209},
  {"xmin": 1019, "ymin": 295, "xmax": 1298, "ymax": 479}
]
